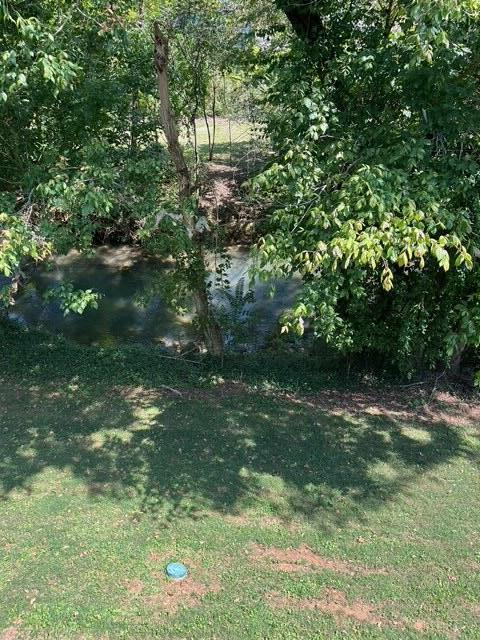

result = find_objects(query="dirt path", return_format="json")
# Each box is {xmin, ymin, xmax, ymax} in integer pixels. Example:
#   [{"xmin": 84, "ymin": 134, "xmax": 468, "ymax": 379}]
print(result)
[
  {"xmin": 200, "ymin": 161, "xmax": 258, "ymax": 243},
  {"xmin": 201, "ymin": 162, "xmax": 239, "ymax": 212}
]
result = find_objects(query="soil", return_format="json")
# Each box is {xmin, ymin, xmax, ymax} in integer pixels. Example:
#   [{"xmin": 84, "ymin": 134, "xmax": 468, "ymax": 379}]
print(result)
[
  {"xmin": 266, "ymin": 588, "xmax": 386, "ymax": 626},
  {"xmin": 250, "ymin": 543, "xmax": 387, "ymax": 577},
  {"xmin": 145, "ymin": 577, "xmax": 221, "ymax": 614}
]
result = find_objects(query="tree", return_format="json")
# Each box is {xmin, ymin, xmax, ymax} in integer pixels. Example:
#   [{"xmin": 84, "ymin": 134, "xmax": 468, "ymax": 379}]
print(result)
[
  {"xmin": 254, "ymin": 0, "xmax": 480, "ymax": 375},
  {"xmin": 1, "ymin": 0, "xmax": 78, "ymax": 307},
  {"xmin": 153, "ymin": 22, "xmax": 224, "ymax": 355},
  {"xmin": 1, "ymin": 0, "xmax": 258, "ymax": 351}
]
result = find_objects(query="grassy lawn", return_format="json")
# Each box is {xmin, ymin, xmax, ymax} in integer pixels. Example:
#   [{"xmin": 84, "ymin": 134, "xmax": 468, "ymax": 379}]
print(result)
[
  {"xmin": 181, "ymin": 117, "xmax": 266, "ymax": 170},
  {"xmin": 0, "ymin": 329, "xmax": 479, "ymax": 639}
]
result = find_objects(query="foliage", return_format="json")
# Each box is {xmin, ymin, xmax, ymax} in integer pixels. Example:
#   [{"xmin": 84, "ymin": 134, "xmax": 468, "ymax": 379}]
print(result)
[
  {"xmin": 43, "ymin": 282, "xmax": 101, "ymax": 316},
  {"xmin": 0, "ymin": 0, "xmax": 268, "ymax": 347},
  {"xmin": 4, "ymin": 0, "xmax": 480, "ymax": 369},
  {"xmin": 215, "ymin": 277, "xmax": 257, "ymax": 349},
  {"xmin": 0, "ymin": 209, "xmax": 50, "ymax": 277},
  {"xmin": 254, "ymin": 0, "xmax": 480, "ymax": 374},
  {"xmin": 0, "ymin": 0, "xmax": 162, "ymax": 311}
]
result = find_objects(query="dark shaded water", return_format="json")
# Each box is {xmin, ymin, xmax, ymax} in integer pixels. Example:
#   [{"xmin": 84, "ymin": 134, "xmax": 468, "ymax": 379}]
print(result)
[{"xmin": 9, "ymin": 246, "xmax": 299, "ymax": 349}]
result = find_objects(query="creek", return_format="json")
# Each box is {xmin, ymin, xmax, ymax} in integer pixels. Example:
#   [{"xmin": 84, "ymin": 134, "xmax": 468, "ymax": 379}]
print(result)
[{"xmin": 8, "ymin": 246, "xmax": 299, "ymax": 350}]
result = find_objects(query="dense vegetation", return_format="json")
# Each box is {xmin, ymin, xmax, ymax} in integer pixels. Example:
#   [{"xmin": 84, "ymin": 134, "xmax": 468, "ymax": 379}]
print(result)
[
  {"xmin": 255, "ymin": 0, "xmax": 480, "ymax": 377},
  {"xmin": 2, "ymin": 0, "xmax": 480, "ymax": 378}
]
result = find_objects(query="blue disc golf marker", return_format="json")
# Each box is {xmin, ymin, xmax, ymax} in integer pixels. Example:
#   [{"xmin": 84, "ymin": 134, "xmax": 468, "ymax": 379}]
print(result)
[{"xmin": 166, "ymin": 562, "xmax": 188, "ymax": 581}]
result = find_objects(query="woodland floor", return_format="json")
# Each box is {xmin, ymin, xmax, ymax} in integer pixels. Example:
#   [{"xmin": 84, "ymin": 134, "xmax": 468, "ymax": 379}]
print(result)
[{"xmin": 0, "ymin": 330, "xmax": 479, "ymax": 639}]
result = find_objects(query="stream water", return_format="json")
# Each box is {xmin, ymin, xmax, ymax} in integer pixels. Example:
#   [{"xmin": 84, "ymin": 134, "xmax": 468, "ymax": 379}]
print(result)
[{"xmin": 8, "ymin": 246, "xmax": 299, "ymax": 350}]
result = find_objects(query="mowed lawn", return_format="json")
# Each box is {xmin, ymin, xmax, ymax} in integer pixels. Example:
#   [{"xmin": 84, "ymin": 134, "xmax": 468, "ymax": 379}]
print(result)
[
  {"xmin": 182, "ymin": 117, "xmax": 266, "ymax": 170},
  {"xmin": 0, "ymin": 337, "xmax": 479, "ymax": 638}
]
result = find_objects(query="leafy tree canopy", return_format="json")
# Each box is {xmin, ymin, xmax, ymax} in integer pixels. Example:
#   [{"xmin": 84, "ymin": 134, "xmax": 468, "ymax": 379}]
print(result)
[{"xmin": 254, "ymin": 0, "xmax": 480, "ymax": 374}]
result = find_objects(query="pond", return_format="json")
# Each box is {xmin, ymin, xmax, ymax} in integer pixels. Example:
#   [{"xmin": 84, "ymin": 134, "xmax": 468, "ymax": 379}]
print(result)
[{"xmin": 8, "ymin": 246, "xmax": 299, "ymax": 350}]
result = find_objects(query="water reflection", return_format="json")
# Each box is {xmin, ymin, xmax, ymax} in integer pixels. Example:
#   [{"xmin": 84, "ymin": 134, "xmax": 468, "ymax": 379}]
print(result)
[{"xmin": 9, "ymin": 246, "xmax": 299, "ymax": 350}]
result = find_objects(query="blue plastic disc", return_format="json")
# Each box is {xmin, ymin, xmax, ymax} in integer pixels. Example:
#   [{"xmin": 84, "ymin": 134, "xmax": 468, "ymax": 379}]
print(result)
[{"xmin": 166, "ymin": 562, "xmax": 188, "ymax": 581}]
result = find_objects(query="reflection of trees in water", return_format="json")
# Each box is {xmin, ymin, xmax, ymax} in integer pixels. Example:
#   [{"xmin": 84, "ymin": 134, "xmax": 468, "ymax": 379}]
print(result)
[{"xmin": 11, "ymin": 246, "xmax": 300, "ymax": 348}]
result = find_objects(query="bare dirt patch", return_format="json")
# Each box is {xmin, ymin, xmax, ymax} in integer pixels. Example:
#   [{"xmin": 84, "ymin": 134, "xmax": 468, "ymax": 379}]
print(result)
[
  {"xmin": 266, "ymin": 588, "xmax": 385, "ymax": 626},
  {"xmin": 145, "ymin": 577, "xmax": 221, "ymax": 614},
  {"xmin": 282, "ymin": 388, "xmax": 480, "ymax": 429},
  {"xmin": 250, "ymin": 543, "xmax": 387, "ymax": 577},
  {"xmin": 0, "ymin": 628, "xmax": 18, "ymax": 640},
  {"xmin": 200, "ymin": 163, "xmax": 238, "ymax": 211},
  {"xmin": 200, "ymin": 160, "xmax": 261, "ymax": 243},
  {"xmin": 413, "ymin": 620, "xmax": 429, "ymax": 632},
  {"xmin": 124, "ymin": 579, "xmax": 145, "ymax": 595},
  {"xmin": 266, "ymin": 590, "xmax": 428, "ymax": 632},
  {"xmin": 115, "ymin": 383, "xmax": 480, "ymax": 432}
]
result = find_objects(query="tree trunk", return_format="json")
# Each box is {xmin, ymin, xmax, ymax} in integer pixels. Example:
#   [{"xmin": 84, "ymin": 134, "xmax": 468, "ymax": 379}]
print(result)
[
  {"xmin": 192, "ymin": 284, "xmax": 225, "ymax": 357},
  {"xmin": 130, "ymin": 88, "xmax": 138, "ymax": 153},
  {"xmin": 210, "ymin": 81, "xmax": 217, "ymax": 161},
  {"xmin": 154, "ymin": 23, "xmax": 223, "ymax": 356},
  {"xmin": 191, "ymin": 114, "xmax": 199, "ymax": 186},
  {"xmin": 450, "ymin": 340, "xmax": 466, "ymax": 377},
  {"xmin": 276, "ymin": 0, "xmax": 324, "ymax": 43},
  {"xmin": 154, "ymin": 24, "xmax": 192, "ymax": 202},
  {"xmin": 203, "ymin": 101, "xmax": 212, "ymax": 161},
  {"xmin": 138, "ymin": 0, "xmax": 145, "ymax": 27}
]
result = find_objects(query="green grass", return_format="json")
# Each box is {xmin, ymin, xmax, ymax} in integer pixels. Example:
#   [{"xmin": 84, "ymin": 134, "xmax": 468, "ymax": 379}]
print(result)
[
  {"xmin": 0, "ymin": 327, "xmax": 479, "ymax": 639},
  {"xmin": 181, "ymin": 117, "xmax": 267, "ymax": 169}
]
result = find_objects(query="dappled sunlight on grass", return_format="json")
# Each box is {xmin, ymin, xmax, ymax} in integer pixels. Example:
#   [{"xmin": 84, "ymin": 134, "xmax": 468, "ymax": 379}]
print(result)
[
  {"xmin": 0, "ymin": 378, "xmax": 476, "ymax": 529},
  {"xmin": 400, "ymin": 426, "xmax": 433, "ymax": 444},
  {"xmin": 0, "ymin": 366, "xmax": 479, "ymax": 638},
  {"xmin": 1, "ymin": 332, "xmax": 479, "ymax": 637}
]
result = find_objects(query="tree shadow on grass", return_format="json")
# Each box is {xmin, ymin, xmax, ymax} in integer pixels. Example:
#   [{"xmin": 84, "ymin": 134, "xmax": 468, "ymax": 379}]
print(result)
[{"xmin": 0, "ymin": 381, "xmax": 475, "ymax": 530}]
